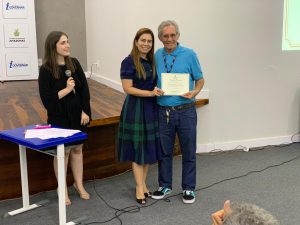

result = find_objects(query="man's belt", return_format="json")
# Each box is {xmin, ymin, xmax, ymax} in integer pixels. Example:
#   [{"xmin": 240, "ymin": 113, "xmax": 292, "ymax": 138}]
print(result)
[{"xmin": 159, "ymin": 102, "xmax": 195, "ymax": 111}]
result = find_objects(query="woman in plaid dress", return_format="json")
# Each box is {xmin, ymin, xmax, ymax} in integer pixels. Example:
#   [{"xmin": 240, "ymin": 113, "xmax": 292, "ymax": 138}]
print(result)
[{"xmin": 117, "ymin": 28, "xmax": 163, "ymax": 205}]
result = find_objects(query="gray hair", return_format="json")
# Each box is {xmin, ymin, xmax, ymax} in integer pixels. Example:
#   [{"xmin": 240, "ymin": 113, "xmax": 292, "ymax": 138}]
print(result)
[
  {"xmin": 158, "ymin": 20, "xmax": 180, "ymax": 38},
  {"xmin": 223, "ymin": 202, "xmax": 280, "ymax": 225}
]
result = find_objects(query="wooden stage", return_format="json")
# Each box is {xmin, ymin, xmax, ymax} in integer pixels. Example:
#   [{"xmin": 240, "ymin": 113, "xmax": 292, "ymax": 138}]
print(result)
[{"xmin": 0, "ymin": 79, "xmax": 208, "ymax": 200}]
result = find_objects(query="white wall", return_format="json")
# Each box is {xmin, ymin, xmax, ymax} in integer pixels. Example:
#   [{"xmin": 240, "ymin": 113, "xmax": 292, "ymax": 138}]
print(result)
[
  {"xmin": 85, "ymin": 0, "xmax": 300, "ymax": 152},
  {"xmin": 35, "ymin": 0, "xmax": 87, "ymax": 70}
]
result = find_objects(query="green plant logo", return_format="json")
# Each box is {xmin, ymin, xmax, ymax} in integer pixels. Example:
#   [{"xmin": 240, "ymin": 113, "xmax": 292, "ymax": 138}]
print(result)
[{"xmin": 14, "ymin": 29, "xmax": 20, "ymax": 37}]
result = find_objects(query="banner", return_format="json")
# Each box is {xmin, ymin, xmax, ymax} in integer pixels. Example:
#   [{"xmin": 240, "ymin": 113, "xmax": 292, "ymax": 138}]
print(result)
[{"xmin": 1, "ymin": 0, "xmax": 38, "ymax": 80}]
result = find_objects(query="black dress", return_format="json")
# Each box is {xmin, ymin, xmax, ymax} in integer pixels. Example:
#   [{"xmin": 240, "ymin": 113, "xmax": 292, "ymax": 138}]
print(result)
[
  {"xmin": 38, "ymin": 58, "xmax": 91, "ymax": 134},
  {"xmin": 117, "ymin": 55, "xmax": 161, "ymax": 165}
]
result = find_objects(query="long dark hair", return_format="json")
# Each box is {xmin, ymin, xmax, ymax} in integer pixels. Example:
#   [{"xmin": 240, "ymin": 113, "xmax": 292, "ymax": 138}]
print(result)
[
  {"xmin": 130, "ymin": 28, "xmax": 155, "ymax": 80},
  {"xmin": 43, "ymin": 31, "xmax": 75, "ymax": 79}
]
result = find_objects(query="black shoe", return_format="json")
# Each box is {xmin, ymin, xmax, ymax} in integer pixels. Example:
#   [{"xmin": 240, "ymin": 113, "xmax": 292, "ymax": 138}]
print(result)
[
  {"xmin": 136, "ymin": 198, "xmax": 146, "ymax": 205},
  {"xmin": 144, "ymin": 192, "xmax": 152, "ymax": 198},
  {"xmin": 182, "ymin": 190, "xmax": 196, "ymax": 204},
  {"xmin": 151, "ymin": 187, "xmax": 172, "ymax": 200}
]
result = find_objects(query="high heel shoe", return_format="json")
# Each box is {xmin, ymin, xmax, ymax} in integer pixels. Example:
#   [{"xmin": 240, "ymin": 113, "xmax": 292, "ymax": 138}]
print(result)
[
  {"xmin": 73, "ymin": 183, "xmax": 90, "ymax": 200},
  {"xmin": 136, "ymin": 198, "xmax": 146, "ymax": 205},
  {"xmin": 144, "ymin": 192, "xmax": 152, "ymax": 198}
]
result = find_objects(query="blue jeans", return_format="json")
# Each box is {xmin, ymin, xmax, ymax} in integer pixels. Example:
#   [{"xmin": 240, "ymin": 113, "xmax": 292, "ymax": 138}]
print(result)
[{"xmin": 158, "ymin": 105, "xmax": 197, "ymax": 191}]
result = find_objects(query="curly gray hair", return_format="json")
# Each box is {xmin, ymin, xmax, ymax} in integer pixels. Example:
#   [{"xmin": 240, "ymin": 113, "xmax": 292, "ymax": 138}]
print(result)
[{"xmin": 223, "ymin": 202, "xmax": 280, "ymax": 225}]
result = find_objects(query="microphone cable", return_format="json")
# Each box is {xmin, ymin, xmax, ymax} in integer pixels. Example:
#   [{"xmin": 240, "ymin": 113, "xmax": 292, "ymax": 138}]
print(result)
[{"xmin": 80, "ymin": 138, "xmax": 300, "ymax": 225}]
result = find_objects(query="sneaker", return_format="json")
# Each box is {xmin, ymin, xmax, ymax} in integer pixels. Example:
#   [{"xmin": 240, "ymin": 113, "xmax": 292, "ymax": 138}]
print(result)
[
  {"xmin": 151, "ymin": 187, "xmax": 172, "ymax": 200},
  {"xmin": 182, "ymin": 190, "xmax": 195, "ymax": 204}
]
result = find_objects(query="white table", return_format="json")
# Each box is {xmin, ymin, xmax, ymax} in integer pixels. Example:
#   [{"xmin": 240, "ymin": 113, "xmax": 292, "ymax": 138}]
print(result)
[{"xmin": 0, "ymin": 126, "xmax": 87, "ymax": 225}]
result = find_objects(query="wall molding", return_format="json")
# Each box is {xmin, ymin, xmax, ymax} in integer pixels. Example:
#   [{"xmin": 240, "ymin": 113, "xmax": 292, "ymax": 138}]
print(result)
[
  {"xmin": 87, "ymin": 72, "xmax": 123, "ymax": 92},
  {"xmin": 197, "ymin": 134, "xmax": 300, "ymax": 153},
  {"xmin": 87, "ymin": 72, "xmax": 300, "ymax": 154}
]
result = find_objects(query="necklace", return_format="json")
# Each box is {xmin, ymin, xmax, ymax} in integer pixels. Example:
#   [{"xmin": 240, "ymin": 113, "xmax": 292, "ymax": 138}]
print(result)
[{"xmin": 163, "ymin": 55, "xmax": 176, "ymax": 73}]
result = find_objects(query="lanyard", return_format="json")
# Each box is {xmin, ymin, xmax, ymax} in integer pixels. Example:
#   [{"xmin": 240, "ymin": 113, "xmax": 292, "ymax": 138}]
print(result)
[{"xmin": 163, "ymin": 55, "xmax": 176, "ymax": 73}]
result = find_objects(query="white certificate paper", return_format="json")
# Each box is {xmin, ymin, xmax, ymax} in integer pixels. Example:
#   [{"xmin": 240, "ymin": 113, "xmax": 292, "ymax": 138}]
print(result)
[
  {"xmin": 25, "ymin": 128, "xmax": 81, "ymax": 140},
  {"xmin": 161, "ymin": 73, "xmax": 189, "ymax": 95}
]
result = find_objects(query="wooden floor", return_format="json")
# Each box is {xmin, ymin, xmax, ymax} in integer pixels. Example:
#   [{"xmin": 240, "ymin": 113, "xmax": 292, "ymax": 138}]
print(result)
[
  {"xmin": 0, "ymin": 79, "xmax": 208, "ymax": 200},
  {"xmin": 0, "ymin": 79, "xmax": 126, "ymax": 130}
]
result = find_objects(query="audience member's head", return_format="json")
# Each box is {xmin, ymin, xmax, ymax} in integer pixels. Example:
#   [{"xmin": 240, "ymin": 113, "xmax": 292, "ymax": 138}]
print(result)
[{"xmin": 212, "ymin": 200, "xmax": 280, "ymax": 225}]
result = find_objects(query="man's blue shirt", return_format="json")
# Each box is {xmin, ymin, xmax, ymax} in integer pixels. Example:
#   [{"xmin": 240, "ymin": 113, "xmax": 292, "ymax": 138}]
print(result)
[{"xmin": 155, "ymin": 44, "xmax": 203, "ymax": 106}]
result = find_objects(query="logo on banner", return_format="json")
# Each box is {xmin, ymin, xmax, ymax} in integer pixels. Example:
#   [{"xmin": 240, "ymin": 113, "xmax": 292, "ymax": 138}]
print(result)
[
  {"xmin": 3, "ymin": 0, "xmax": 28, "ymax": 18},
  {"xmin": 10, "ymin": 29, "xmax": 25, "ymax": 43},
  {"xmin": 5, "ymin": 2, "xmax": 25, "ymax": 10},
  {"xmin": 4, "ymin": 24, "xmax": 29, "ymax": 48},
  {"xmin": 14, "ymin": 29, "xmax": 20, "ymax": 36},
  {"xmin": 5, "ymin": 53, "xmax": 31, "ymax": 76},
  {"xmin": 9, "ymin": 60, "xmax": 28, "ymax": 68}
]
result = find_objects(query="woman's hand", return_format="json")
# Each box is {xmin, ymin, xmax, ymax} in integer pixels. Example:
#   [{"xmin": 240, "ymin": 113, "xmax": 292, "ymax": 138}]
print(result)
[
  {"xmin": 58, "ymin": 77, "xmax": 75, "ymax": 99},
  {"xmin": 151, "ymin": 87, "xmax": 164, "ymax": 96},
  {"xmin": 66, "ymin": 77, "xmax": 75, "ymax": 92},
  {"xmin": 81, "ymin": 111, "xmax": 90, "ymax": 125}
]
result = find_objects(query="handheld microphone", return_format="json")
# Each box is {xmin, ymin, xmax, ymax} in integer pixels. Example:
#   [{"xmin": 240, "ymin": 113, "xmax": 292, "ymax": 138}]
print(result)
[
  {"xmin": 65, "ymin": 70, "xmax": 72, "ymax": 77},
  {"xmin": 65, "ymin": 70, "xmax": 76, "ymax": 94}
]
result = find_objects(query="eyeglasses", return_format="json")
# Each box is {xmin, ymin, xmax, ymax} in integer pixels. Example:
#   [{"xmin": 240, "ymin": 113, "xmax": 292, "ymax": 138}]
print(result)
[{"xmin": 161, "ymin": 33, "xmax": 177, "ymax": 40}]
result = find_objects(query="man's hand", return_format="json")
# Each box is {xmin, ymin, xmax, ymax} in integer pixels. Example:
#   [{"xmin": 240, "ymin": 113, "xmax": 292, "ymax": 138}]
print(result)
[
  {"xmin": 181, "ymin": 90, "xmax": 198, "ymax": 99},
  {"xmin": 181, "ymin": 78, "xmax": 204, "ymax": 99},
  {"xmin": 211, "ymin": 209, "xmax": 225, "ymax": 225},
  {"xmin": 211, "ymin": 200, "xmax": 231, "ymax": 225}
]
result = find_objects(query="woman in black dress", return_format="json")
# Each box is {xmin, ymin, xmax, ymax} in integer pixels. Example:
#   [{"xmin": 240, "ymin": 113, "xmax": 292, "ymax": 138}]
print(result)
[
  {"xmin": 38, "ymin": 31, "xmax": 91, "ymax": 205},
  {"xmin": 118, "ymin": 28, "xmax": 163, "ymax": 204}
]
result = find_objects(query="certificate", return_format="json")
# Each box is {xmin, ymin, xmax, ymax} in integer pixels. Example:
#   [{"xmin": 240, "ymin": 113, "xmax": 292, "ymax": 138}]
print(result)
[{"xmin": 161, "ymin": 73, "xmax": 189, "ymax": 95}]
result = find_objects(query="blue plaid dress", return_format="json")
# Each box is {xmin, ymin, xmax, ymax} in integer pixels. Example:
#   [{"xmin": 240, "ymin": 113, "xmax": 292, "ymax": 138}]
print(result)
[{"xmin": 117, "ymin": 55, "xmax": 161, "ymax": 165}]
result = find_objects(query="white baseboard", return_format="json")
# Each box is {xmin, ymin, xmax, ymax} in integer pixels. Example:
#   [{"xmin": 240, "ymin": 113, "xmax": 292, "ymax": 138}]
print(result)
[
  {"xmin": 197, "ymin": 134, "xmax": 300, "ymax": 153},
  {"xmin": 88, "ymin": 73, "xmax": 209, "ymax": 98},
  {"xmin": 87, "ymin": 73, "xmax": 124, "ymax": 92},
  {"xmin": 87, "ymin": 72, "xmax": 299, "ymax": 154}
]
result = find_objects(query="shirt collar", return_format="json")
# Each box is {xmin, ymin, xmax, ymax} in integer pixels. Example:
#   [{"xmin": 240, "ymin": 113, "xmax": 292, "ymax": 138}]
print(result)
[{"xmin": 163, "ymin": 43, "xmax": 181, "ymax": 57}]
